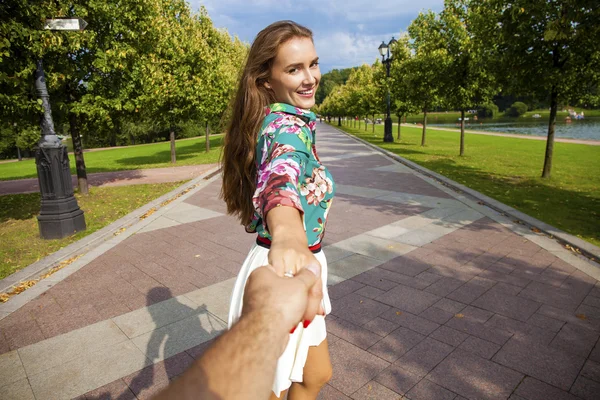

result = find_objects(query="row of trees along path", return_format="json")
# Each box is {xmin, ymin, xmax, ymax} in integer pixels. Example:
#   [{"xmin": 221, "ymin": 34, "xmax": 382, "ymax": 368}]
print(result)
[
  {"xmin": 1, "ymin": 0, "xmax": 246, "ymax": 194},
  {"xmin": 318, "ymin": 0, "xmax": 599, "ymax": 178}
]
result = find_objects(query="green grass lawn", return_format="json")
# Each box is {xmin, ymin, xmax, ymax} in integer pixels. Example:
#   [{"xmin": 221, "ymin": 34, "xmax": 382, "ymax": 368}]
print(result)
[
  {"xmin": 0, "ymin": 135, "xmax": 223, "ymax": 181},
  {"xmin": 333, "ymin": 122, "xmax": 600, "ymax": 248},
  {"xmin": 0, "ymin": 182, "xmax": 186, "ymax": 279}
]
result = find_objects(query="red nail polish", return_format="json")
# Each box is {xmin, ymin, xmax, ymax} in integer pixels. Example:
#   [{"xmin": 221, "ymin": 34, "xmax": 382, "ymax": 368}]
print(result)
[
  {"xmin": 303, "ymin": 320, "xmax": 311, "ymax": 328},
  {"xmin": 290, "ymin": 326, "xmax": 297, "ymax": 334}
]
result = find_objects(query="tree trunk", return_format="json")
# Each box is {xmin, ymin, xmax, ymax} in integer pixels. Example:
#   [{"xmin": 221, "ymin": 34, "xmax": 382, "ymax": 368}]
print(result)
[
  {"xmin": 337, "ymin": 116, "xmax": 341, "ymax": 126},
  {"xmin": 205, "ymin": 121, "xmax": 210, "ymax": 153},
  {"xmin": 421, "ymin": 110, "xmax": 428, "ymax": 146},
  {"xmin": 365, "ymin": 117, "xmax": 367, "ymax": 131},
  {"xmin": 68, "ymin": 111, "xmax": 89, "ymax": 195},
  {"xmin": 170, "ymin": 126, "xmax": 176, "ymax": 163},
  {"xmin": 372, "ymin": 114, "xmax": 375, "ymax": 133},
  {"xmin": 460, "ymin": 109, "xmax": 465, "ymax": 156},
  {"xmin": 17, "ymin": 147, "xmax": 22, "ymax": 161},
  {"xmin": 397, "ymin": 114, "xmax": 402, "ymax": 140},
  {"xmin": 542, "ymin": 87, "xmax": 558, "ymax": 178}
]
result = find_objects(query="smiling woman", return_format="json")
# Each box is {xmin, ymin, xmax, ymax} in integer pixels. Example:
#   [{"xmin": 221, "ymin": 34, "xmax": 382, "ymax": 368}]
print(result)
[{"xmin": 220, "ymin": 20, "xmax": 335, "ymax": 400}]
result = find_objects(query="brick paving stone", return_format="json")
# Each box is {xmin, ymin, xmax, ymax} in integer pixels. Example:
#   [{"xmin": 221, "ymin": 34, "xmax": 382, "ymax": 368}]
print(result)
[
  {"xmin": 485, "ymin": 314, "xmax": 556, "ymax": 344},
  {"xmin": 538, "ymin": 304, "xmax": 600, "ymax": 331},
  {"xmin": 591, "ymin": 339, "xmax": 600, "ymax": 363},
  {"xmin": 379, "ymin": 309, "xmax": 440, "ymax": 335},
  {"xmin": 472, "ymin": 288, "xmax": 542, "ymax": 322},
  {"xmin": 374, "ymin": 364, "xmax": 422, "ymax": 396},
  {"xmin": 355, "ymin": 286, "xmax": 388, "ymax": 300},
  {"xmin": 428, "ymin": 349, "xmax": 523, "ymax": 400},
  {"xmin": 328, "ymin": 318, "xmax": 383, "ymax": 350},
  {"xmin": 362, "ymin": 317, "xmax": 399, "ymax": 337},
  {"xmin": 84, "ymin": 379, "xmax": 136, "ymax": 399},
  {"xmin": 433, "ymin": 298, "xmax": 467, "ymax": 314},
  {"xmin": 395, "ymin": 337, "xmax": 454, "ymax": 378},
  {"xmin": 425, "ymin": 277, "xmax": 465, "ymax": 297},
  {"xmin": 493, "ymin": 336, "xmax": 586, "ymax": 390},
  {"xmin": 561, "ymin": 270, "xmax": 596, "ymax": 293},
  {"xmin": 429, "ymin": 326, "xmax": 469, "ymax": 347},
  {"xmin": 459, "ymin": 306, "xmax": 495, "ymax": 323},
  {"xmin": 414, "ymin": 271, "xmax": 443, "ymax": 284},
  {"xmin": 490, "ymin": 282, "xmax": 523, "ymax": 296},
  {"xmin": 351, "ymin": 381, "xmax": 402, "ymax": 400},
  {"xmin": 570, "ymin": 376, "xmax": 600, "ymax": 400},
  {"xmin": 331, "ymin": 293, "xmax": 391, "ymax": 326},
  {"xmin": 519, "ymin": 281, "xmax": 586, "ymax": 312},
  {"xmin": 351, "ymin": 271, "xmax": 399, "ymax": 291},
  {"xmin": 457, "ymin": 336, "xmax": 501, "ymax": 360},
  {"xmin": 329, "ymin": 339, "xmax": 390, "ymax": 396},
  {"xmin": 478, "ymin": 269, "xmax": 531, "ymax": 288},
  {"xmin": 419, "ymin": 306, "xmax": 455, "ymax": 324},
  {"xmin": 379, "ymin": 256, "xmax": 432, "ymax": 277},
  {"xmin": 584, "ymin": 295, "xmax": 600, "ymax": 308},
  {"xmin": 376, "ymin": 285, "xmax": 440, "ymax": 314},
  {"xmin": 446, "ymin": 277, "xmax": 495, "ymax": 304},
  {"xmin": 550, "ymin": 323, "xmax": 599, "ymax": 358},
  {"xmin": 445, "ymin": 315, "xmax": 512, "ymax": 345},
  {"xmin": 330, "ymin": 280, "xmax": 366, "ymax": 300},
  {"xmin": 526, "ymin": 313, "xmax": 565, "ymax": 333},
  {"xmin": 405, "ymin": 379, "xmax": 457, "ymax": 400},
  {"xmin": 581, "ymin": 359, "xmax": 600, "ymax": 382},
  {"xmin": 317, "ymin": 384, "xmax": 352, "ymax": 399},
  {"xmin": 487, "ymin": 261, "xmax": 516, "ymax": 274},
  {"xmin": 427, "ymin": 264, "xmax": 482, "ymax": 282},
  {"xmin": 367, "ymin": 327, "xmax": 426, "ymax": 363},
  {"xmin": 513, "ymin": 377, "xmax": 577, "ymax": 400}
]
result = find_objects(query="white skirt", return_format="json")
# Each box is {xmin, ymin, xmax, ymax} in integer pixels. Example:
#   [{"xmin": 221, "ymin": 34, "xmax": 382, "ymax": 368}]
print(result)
[{"xmin": 228, "ymin": 244, "xmax": 332, "ymax": 397}]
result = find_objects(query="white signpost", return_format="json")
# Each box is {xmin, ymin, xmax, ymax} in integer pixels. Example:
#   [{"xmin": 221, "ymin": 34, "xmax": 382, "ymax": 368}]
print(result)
[{"xmin": 44, "ymin": 18, "xmax": 88, "ymax": 31}]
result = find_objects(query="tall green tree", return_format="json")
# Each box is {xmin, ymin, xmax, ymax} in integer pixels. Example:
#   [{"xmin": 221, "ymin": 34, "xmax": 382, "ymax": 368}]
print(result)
[
  {"xmin": 440, "ymin": 0, "xmax": 496, "ymax": 156},
  {"xmin": 389, "ymin": 34, "xmax": 418, "ymax": 141},
  {"xmin": 471, "ymin": 0, "xmax": 600, "ymax": 177},
  {"xmin": 407, "ymin": 11, "xmax": 449, "ymax": 146}
]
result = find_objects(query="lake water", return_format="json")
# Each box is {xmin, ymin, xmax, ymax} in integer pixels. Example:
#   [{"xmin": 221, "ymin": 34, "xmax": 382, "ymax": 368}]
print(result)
[{"xmin": 406, "ymin": 116, "xmax": 600, "ymax": 141}]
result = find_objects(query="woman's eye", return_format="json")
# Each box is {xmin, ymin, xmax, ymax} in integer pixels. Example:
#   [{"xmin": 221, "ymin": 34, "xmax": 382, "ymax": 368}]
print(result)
[
  {"xmin": 288, "ymin": 68, "xmax": 298, "ymax": 74},
  {"xmin": 311, "ymin": 62, "xmax": 319, "ymax": 68}
]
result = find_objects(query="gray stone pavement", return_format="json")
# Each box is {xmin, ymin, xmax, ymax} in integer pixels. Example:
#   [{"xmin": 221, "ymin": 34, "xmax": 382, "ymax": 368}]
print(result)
[{"xmin": 1, "ymin": 123, "xmax": 600, "ymax": 399}]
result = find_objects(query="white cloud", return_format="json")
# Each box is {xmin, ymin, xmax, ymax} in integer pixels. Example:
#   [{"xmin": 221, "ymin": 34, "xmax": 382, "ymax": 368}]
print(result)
[
  {"xmin": 315, "ymin": 30, "xmax": 399, "ymax": 70},
  {"xmin": 186, "ymin": 0, "xmax": 444, "ymax": 70}
]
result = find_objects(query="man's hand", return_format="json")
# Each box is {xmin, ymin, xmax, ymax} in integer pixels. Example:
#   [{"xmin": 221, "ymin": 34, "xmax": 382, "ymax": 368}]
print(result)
[{"xmin": 242, "ymin": 263, "xmax": 322, "ymax": 335}]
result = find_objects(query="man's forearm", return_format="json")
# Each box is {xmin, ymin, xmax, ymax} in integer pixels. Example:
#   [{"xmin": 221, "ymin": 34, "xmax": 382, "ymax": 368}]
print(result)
[{"xmin": 153, "ymin": 311, "xmax": 287, "ymax": 400}]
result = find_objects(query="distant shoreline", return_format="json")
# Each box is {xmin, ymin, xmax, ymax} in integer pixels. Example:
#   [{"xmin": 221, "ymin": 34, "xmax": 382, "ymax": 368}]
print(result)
[{"xmin": 400, "ymin": 123, "xmax": 600, "ymax": 146}]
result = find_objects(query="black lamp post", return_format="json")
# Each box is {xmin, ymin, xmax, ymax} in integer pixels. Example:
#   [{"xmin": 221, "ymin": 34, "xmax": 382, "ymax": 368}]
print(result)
[
  {"xmin": 35, "ymin": 18, "xmax": 87, "ymax": 239},
  {"xmin": 378, "ymin": 37, "xmax": 397, "ymax": 143}
]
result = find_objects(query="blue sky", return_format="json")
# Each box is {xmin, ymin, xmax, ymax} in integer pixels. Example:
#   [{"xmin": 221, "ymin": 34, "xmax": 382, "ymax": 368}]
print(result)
[{"xmin": 188, "ymin": 0, "xmax": 444, "ymax": 73}]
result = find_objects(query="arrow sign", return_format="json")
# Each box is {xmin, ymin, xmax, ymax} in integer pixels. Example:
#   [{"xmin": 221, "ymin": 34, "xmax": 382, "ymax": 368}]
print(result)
[{"xmin": 44, "ymin": 18, "xmax": 88, "ymax": 31}]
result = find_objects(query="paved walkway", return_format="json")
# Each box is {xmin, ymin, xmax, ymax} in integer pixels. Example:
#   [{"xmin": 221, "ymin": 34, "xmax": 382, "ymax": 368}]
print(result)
[
  {"xmin": 0, "ymin": 165, "xmax": 217, "ymax": 196},
  {"xmin": 1, "ymin": 124, "xmax": 599, "ymax": 399}
]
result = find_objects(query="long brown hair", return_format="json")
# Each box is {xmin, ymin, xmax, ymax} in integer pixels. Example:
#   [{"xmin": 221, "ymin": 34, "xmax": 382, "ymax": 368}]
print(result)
[{"xmin": 220, "ymin": 21, "xmax": 313, "ymax": 225}]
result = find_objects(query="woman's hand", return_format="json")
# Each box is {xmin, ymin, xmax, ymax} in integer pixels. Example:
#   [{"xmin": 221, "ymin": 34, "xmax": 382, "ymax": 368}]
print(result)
[{"xmin": 266, "ymin": 206, "xmax": 325, "ymax": 316}]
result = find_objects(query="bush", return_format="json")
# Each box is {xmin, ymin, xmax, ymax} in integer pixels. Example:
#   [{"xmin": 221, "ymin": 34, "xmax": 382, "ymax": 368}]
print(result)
[
  {"xmin": 477, "ymin": 103, "xmax": 499, "ymax": 118},
  {"xmin": 507, "ymin": 101, "xmax": 528, "ymax": 117}
]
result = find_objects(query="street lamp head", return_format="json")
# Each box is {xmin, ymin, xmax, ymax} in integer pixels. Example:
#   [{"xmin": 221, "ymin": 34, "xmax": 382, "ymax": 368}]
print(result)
[
  {"xmin": 388, "ymin": 37, "xmax": 397, "ymax": 56},
  {"xmin": 378, "ymin": 41, "xmax": 388, "ymax": 57}
]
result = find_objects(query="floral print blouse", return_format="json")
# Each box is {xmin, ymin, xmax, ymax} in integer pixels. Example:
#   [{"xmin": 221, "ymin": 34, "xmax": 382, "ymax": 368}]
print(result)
[{"xmin": 247, "ymin": 103, "xmax": 336, "ymax": 247}]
